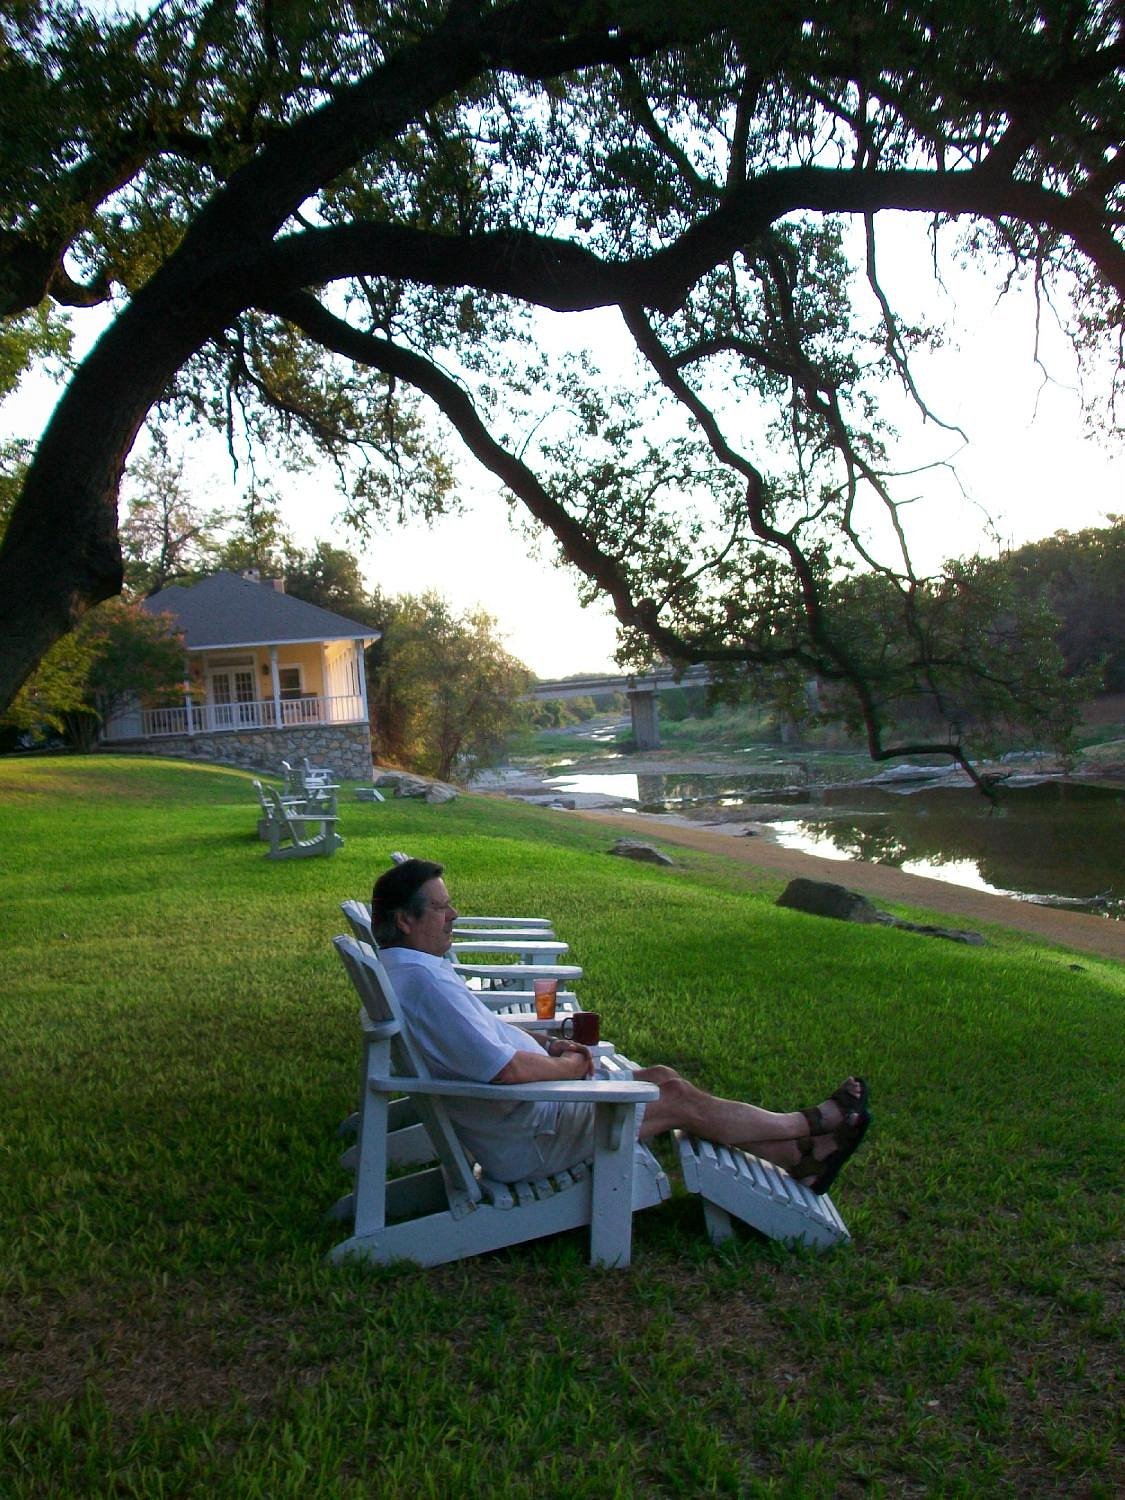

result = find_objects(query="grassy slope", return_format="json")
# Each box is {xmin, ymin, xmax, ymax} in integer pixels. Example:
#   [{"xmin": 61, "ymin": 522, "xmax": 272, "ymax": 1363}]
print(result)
[{"xmin": 1, "ymin": 756, "xmax": 1121, "ymax": 1498}]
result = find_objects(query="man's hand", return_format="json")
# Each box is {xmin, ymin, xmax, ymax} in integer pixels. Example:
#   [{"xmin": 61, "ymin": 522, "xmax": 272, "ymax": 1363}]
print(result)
[
  {"xmin": 491, "ymin": 1039, "xmax": 593, "ymax": 1083},
  {"xmin": 546, "ymin": 1037, "xmax": 594, "ymax": 1074}
]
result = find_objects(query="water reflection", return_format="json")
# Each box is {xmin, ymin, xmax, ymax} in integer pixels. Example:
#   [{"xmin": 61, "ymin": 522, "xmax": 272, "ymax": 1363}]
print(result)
[
  {"xmin": 771, "ymin": 822, "xmax": 1022, "ymax": 899},
  {"xmin": 549, "ymin": 771, "xmax": 641, "ymax": 800},
  {"xmin": 771, "ymin": 783, "xmax": 1123, "ymax": 914},
  {"xmin": 546, "ymin": 768, "xmax": 806, "ymax": 809},
  {"xmin": 545, "ymin": 767, "xmax": 1123, "ymax": 915}
]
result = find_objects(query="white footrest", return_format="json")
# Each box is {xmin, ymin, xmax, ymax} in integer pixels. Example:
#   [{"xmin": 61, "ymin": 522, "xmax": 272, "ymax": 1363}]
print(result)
[{"xmin": 676, "ymin": 1131, "xmax": 849, "ymax": 1251}]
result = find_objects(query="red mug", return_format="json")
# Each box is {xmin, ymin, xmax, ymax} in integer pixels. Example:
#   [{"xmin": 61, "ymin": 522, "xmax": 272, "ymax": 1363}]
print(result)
[{"xmin": 561, "ymin": 1011, "xmax": 600, "ymax": 1046}]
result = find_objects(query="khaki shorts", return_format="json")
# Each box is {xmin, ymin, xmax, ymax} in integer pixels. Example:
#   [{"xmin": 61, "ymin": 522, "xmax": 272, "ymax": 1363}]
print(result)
[
  {"xmin": 529, "ymin": 1102, "xmax": 598, "ymax": 1177},
  {"xmin": 462, "ymin": 1092, "xmax": 648, "ymax": 1184}
]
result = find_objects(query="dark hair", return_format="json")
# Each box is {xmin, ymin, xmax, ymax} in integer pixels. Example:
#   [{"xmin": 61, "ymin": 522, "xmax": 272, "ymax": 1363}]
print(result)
[{"xmin": 370, "ymin": 858, "xmax": 444, "ymax": 946}]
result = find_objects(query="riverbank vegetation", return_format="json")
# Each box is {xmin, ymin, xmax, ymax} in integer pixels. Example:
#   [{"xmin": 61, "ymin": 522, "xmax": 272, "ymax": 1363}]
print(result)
[
  {"xmin": 2, "ymin": 756, "xmax": 1120, "ymax": 1495},
  {"xmin": 525, "ymin": 521, "xmax": 1125, "ymax": 773}
]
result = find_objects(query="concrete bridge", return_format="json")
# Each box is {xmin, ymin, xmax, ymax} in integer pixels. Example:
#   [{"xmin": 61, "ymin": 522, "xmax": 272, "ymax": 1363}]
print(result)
[{"xmin": 527, "ymin": 664, "xmax": 715, "ymax": 749}]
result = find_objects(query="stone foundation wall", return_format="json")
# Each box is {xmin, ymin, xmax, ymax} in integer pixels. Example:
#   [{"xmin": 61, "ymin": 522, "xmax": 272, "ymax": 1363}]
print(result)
[{"xmin": 103, "ymin": 723, "xmax": 374, "ymax": 781}]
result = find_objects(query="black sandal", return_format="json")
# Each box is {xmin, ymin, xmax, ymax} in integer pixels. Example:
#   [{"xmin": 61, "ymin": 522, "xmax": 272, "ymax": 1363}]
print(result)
[
  {"xmin": 790, "ymin": 1109, "xmax": 871, "ymax": 1195},
  {"xmin": 800, "ymin": 1077, "xmax": 869, "ymax": 1136}
]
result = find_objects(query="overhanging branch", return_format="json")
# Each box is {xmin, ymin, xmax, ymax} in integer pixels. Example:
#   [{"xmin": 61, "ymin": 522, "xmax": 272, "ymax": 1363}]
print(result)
[{"xmin": 245, "ymin": 165, "xmax": 1125, "ymax": 317}]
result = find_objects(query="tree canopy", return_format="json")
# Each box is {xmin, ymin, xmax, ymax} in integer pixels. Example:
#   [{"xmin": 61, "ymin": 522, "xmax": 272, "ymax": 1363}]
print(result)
[{"xmin": 1, "ymin": 0, "xmax": 1122, "ymax": 774}]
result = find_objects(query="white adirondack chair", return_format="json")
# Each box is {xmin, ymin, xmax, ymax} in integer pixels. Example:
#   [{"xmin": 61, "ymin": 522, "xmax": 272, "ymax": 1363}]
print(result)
[
  {"xmin": 264, "ymin": 787, "xmax": 342, "ymax": 860},
  {"xmin": 329, "ymin": 936, "xmax": 669, "ymax": 1269},
  {"xmin": 252, "ymin": 779, "xmax": 306, "ymax": 841}
]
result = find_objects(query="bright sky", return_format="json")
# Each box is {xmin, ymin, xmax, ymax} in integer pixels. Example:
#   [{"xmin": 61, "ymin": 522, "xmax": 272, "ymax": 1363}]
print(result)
[{"xmin": 3, "ymin": 220, "xmax": 1120, "ymax": 678}]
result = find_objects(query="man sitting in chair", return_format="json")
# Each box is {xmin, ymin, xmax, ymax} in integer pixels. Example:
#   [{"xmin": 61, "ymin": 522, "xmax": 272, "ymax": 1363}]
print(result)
[{"xmin": 372, "ymin": 859, "xmax": 871, "ymax": 1191}]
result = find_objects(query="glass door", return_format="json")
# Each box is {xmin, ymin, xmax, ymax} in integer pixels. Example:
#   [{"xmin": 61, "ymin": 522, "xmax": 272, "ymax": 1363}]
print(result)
[{"xmin": 208, "ymin": 667, "xmax": 257, "ymax": 728}]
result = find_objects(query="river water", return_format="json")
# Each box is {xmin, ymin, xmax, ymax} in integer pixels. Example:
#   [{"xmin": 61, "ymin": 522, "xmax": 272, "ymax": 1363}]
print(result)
[{"xmin": 542, "ymin": 766, "xmax": 1125, "ymax": 917}]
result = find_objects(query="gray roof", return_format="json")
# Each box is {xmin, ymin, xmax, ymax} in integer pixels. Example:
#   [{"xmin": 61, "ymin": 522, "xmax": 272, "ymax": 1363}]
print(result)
[{"xmin": 142, "ymin": 571, "xmax": 380, "ymax": 651}]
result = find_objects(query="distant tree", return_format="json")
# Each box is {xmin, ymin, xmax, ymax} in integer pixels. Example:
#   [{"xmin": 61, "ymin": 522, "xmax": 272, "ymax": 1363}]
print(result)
[
  {"xmin": 283, "ymin": 540, "xmax": 377, "ymax": 621},
  {"xmin": 525, "ymin": 698, "xmax": 576, "ymax": 730},
  {"xmin": 526, "ymin": 694, "xmax": 603, "ymax": 729},
  {"xmin": 0, "ymin": 302, "xmax": 70, "ymax": 400},
  {"xmin": 367, "ymin": 592, "xmax": 531, "ymax": 781},
  {"xmin": 658, "ymin": 685, "xmax": 715, "ymax": 723},
  {"xmin": 812, "ymin": 556, "xmax": 1091, "ymax": 756},
  {"xmin": 1006, "ymin": 520, "xmax": 1125, "ymax": 693},
  {"xmin": 120, "ymin": 438, "xmax": 229, "ymax": 596},
  {"xmin": 0, "ymin": 441, "xmax": 30, "ymax": 533},
  {"xmin": 212, "ymin": 490, "xmax": 292, "ymax": 578}
]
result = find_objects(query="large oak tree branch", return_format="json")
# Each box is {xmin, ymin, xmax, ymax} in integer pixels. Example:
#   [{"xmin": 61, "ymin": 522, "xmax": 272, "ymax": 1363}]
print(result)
[
  {"xmin": 245, "ymin": 166, "xmax": 1125, "ymax": 315},
  {"xmin": 260, "ymin": 288, "xmax": 746, "ymax": 665}
]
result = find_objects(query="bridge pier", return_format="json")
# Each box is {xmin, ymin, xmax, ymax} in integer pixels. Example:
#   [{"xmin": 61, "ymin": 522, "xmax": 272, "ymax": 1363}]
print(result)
[{"xmin": 627, "ymin": 686, "xmax": 661, "ymax": 750}]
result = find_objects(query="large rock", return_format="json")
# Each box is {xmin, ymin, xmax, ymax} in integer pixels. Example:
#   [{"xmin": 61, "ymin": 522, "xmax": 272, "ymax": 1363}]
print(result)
[
  {"xmin": 424, "ymin": 784, "xmax": 458, "ymax": 804},
  {"xmin": 373, "ymin": 769, "xmax": 458, "ymax": 802},
  {"xmin": 776, "ymin": 877, "xmax": 985, "ymax": 945},
  {"xmin": 777, "ymin": 878, "xmax": 886, "ymax": 924},
  {"xmin": 608, "ymin": 838, "xmax": 675, "ymax": 866}
]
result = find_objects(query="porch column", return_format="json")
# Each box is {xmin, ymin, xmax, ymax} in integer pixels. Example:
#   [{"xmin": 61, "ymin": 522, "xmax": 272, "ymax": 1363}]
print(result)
[
  {"xmin": 269, "ymin": 647, "xmax": 281, "ymax": 726},
  {"xmin": 183, "ymin": 654, "xmax": 194, "ymax": 735},
  {"xmin": 321, "ymin": 643, "xmax": 331, "ymax": 720},
  {"xmin": 355, "ymin": 639, "xmax": 369, "ymax": 724}
]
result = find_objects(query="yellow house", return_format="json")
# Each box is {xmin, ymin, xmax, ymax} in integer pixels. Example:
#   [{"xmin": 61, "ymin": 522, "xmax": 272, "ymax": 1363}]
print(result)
[{"xmin": 102, "ymin": 570, "xmax": 380, "ymax": 780}]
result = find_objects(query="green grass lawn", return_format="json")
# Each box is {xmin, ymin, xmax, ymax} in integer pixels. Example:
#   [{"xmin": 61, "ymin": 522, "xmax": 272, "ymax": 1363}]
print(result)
[{"xmin": 1, "ymin": 755, "xmax": 1121, "ymax": 1497}]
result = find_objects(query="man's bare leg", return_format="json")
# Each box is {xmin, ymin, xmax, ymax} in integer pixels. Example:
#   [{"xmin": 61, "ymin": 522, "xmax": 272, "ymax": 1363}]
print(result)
[
  {"xmin": 741, "ymin": 1110, "xmax": 871, "ymax": 1193},
  {"xmin": 635, "ymin": 1065, "xmax": 864, "ymax": 1147}
]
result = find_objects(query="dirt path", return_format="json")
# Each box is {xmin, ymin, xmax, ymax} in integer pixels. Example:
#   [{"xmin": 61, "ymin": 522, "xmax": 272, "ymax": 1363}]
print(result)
[{"xmin": 568, "ymin": 808, "xmax": 1125, "ymax": 962}]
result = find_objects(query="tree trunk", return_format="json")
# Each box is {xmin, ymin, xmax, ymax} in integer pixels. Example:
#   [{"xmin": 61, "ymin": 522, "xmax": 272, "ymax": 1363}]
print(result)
[{"xmin": 0, "ymin": 267, "xmax": 251, "ymax": 707}]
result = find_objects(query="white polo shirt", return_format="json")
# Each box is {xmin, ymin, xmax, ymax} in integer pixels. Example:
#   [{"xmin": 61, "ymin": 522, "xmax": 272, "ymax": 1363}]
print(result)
[{"xmin": 379, "ymin": 945, "xmax": 571, "ymax": 1178}]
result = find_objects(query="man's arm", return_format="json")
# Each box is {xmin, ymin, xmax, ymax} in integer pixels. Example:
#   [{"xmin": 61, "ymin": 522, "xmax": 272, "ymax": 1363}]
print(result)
[{"xmin": 492, "ymin": 1038, "xmax": 593, "ymax": 1083}]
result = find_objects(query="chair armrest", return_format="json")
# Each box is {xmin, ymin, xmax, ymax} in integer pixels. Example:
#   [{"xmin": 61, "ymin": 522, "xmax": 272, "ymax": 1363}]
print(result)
[
  {"xmin": 454, "ymin": 963, "xmax": 583, "ymax": 981},
  {"xmin": 450, "ymin": 940, "xmax": 570, "ymax": 957},
  {"xmin": 370, "ymin": 1075, "xmax": 658, "ymax": 1105}
]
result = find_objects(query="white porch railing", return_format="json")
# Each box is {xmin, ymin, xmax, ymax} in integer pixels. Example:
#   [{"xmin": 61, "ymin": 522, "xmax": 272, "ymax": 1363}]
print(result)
[{"xmin": 105, "ymin": 694, "xmax": 367, "ymax": 740}]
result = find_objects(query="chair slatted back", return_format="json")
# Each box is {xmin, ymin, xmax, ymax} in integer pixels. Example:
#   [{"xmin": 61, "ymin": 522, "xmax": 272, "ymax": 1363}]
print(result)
[
  {"xmin": 334, "ymin": 935, "xmax": 482, "ymax": 1211},
  {"xmin": 267, "ymin": 786, "xmax": 301, "ymax": 837},
  {"xmin": 340, "ymin": 899, "xmax": 373, "ymax": 944}
]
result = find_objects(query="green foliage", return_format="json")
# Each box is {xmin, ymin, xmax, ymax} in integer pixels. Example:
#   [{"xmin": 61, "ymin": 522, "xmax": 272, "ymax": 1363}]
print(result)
[
  {"xmin": 818, "ymin": 554, "xmax": 1091, "ymax": 758},
  {"xmin": 1, "ymin": 0, "xmax": 1122, "ymax": 761},
  {"xmin": 2, "ymin": 599, "xmax": 185, "ymax": 749},
  {"xmin": 283, "ymin": 539, "xmax": 378, "ymax": 621},
  {"xmin": 1006, "ymin": 518, "xmax": 1125, "ymax": 692},
  {"xmin": 368, "ymin": 591, "xmax": 532, "ymax": 781},
  {"xmin": 211, "ymin": 488, "xmax": 293, "ymax": 579},
  {"xmin": 524, "ymin": 693, "xmax": 617, "ymax": 729},
  {"xmin": 0, "ymin": 756, "xmax": 1121, "ymax": 1495},
  {"xmin": 0, "ymin": 438, "xmax": 30, "ymax": 532},
  {"xmin": 0, "ymin": 302, "xmax": 71, "ymax": 399}
]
